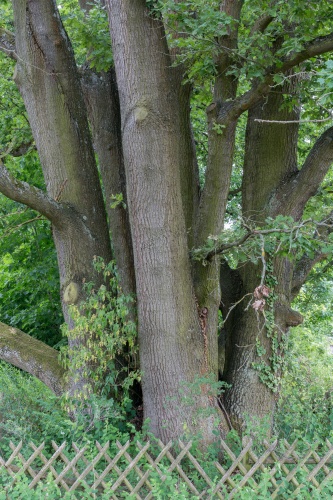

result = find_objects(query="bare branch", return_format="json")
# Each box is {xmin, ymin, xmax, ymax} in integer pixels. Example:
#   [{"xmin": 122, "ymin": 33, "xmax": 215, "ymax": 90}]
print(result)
[
  {"xmin": 0, "ymin": 321, "xmax": 66, "ymax": 395},
  {"xmin": 203, "ymin": 224, "xmax": 306, "ymax": 261},
  {"xmin": 198, "ymin": 217, "xmax": 333, "ymax": 263},
  {"xmin": 291, "ymin": 212, "xmax": 333, "ymax": 297},
  {"xmin": 280, "ymin": 32, "xmax": 333, "ymax": 72},
  {"xmin": 254, "ymin": 116, "xmax": 332, "ymax": 125},
  {"xmin": 0, "ymin": 160, "xmax": 64, "ymax": 223},
  {"xmin": 218, "ymin": 32, "xmax": 333, "ymax": 124},
  {"xmin": 0, "ymin": 27, "xmax": 16, "ymax": 60},
  {"xmin": 272, "ymin": 126, "xmax": 333, "ymax": 219}
]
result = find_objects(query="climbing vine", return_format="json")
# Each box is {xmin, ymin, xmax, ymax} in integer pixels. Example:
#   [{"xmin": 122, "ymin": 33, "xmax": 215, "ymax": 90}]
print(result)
[
  {"xmin": 191, "ymin": 214, "xmax": 333, "ymax": 392},
  {"xmin": 252, "ymin": 261, "xmax": 287, "ymax": 393},
  {"xmin": 60, "ymin": 257, "xmax": 139, "ymax": 401}
]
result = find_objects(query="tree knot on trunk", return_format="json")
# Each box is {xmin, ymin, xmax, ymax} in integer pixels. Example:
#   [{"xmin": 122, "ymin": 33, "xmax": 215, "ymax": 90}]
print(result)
[
  {"xmin": 63, "ymin": 282, "xmax": 80, "ymax": 305},
  {"xmin": 275, "ymin": 303, "xmax": 303, "ymax": 327}
]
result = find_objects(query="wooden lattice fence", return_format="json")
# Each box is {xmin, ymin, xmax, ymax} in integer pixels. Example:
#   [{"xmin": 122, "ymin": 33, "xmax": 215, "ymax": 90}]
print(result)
[{"xmin": 1, "ymin": 437, "xmax": 333, "ymax": 498}]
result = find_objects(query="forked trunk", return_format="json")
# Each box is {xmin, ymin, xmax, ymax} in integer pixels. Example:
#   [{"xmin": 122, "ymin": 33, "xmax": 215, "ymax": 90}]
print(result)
[
  {"xmin": 12, "ymin": 0, "xmax": 113, "ymax": 394},
  {"xmin": 223, "ymin": 86, "xmax": 303, "ymax": 431}
]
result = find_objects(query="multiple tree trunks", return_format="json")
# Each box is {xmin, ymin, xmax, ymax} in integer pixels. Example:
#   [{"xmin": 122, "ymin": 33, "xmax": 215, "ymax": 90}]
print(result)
[{"xmin": 1, "ymin": 0, "xmax": 333, "ymax": 443}]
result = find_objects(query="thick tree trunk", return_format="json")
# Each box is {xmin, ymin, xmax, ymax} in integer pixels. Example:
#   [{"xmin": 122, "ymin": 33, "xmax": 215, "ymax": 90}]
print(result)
[
  {"xmin": 223, "ymin": 86, "xmax": 303, "ymax": 431},
  {"xmin": 11, "ymin": 0, "xmax": 113, "ymax": 394},
  {"xmin": 107, "ymin": 0, "xmax": 219, "ymax": 444},
  {"xmin": 3, "ymin": 0, "xmax": 333, "ymax": 443},
  {"xmin": 81, "ymin": 68, "xmax": 136, "ymax": 299}
]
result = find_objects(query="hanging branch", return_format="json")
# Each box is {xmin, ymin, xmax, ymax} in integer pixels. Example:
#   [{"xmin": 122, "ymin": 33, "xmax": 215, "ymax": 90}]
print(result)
[{"xmin": 200, "ymin": 218, "xmax": 318, "ymax": 261}]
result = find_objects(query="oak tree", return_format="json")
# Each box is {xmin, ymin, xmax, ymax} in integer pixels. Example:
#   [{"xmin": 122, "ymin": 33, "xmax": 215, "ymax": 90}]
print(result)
[{"xmin": 1, "ymin": 0, "xmax": 333, "ymax": 444}]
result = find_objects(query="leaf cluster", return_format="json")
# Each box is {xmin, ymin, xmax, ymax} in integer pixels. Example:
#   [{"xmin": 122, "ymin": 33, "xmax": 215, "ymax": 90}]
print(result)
[
  {"xmin": 59, "ymin": 1, "xmax": 113, "ymax": 72},
  {"xmin": 60, "ymin": 258, "xmax": 139, "ymax": 400},
  {"xmin": 192, "ymin": 215, "xmax": 333, "ymax": 269}
]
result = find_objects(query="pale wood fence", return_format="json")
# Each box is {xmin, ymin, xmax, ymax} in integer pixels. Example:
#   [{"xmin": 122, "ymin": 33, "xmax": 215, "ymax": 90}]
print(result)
[{"xmin": 1, "ymin": 437, "xmax": 333, "ymax": 498}]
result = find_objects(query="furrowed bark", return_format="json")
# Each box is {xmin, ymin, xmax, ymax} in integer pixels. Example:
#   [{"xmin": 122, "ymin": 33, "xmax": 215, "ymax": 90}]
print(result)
[
  {"xmin": 107, "ymin": 0, "xmax": 219, "ymax": 444},
  {"xmin": 223, "ymin": 85, "xmax": 302, "ymax": 431},
  {"xmin": 193, "ymin": 0, "xmax": 242, "ymax": 393},
  {"xmin": 0, "ymin": 322, "xmax": 66, "ymax": 396},
  {"xmin": 81, "ymin": 69, "xmax": 136, "ymax": 299},
  {"xmin": 11, "ymin": 0, "xmax": 113, "ymax": 395}
]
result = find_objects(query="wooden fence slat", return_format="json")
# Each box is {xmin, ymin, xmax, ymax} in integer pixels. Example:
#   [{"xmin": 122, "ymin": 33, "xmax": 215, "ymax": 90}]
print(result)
[
  {"xmin": 292, "ymin": 441, "xmax": 333, "ymax": 497},
  {"xmin": 228, "ymin": 440, "xmax": 278, "ymax": 500},
  {"xmin": 132, "ymin": 440, "xmax": 174, "ymax": 497},
  {"xmin": 71, "ymin": 441, "xmax": 109, "ymax": 492},
  {"xmin": 108, "ymin": 441, "xmax": 151, "ymax": 494},
  {"xmin": 306, "ymin": 444, "xmax": 331, "ymax": 477},
  {"xmin": 5, "ymin": 442, "xmax": 23, "ymax": 468},
  {"xmin": 29, "ymin": 441, "xmax": 68, "ymax": 489},
  {"xmin": 214, "ymin": 437, "xmax": 257, "ymax": 493},
  {"xmin": 287, "ymin": 444, "xmax": 320, "ymax": 491},
  {"xmin": 10, "ymin": 442, "xmax": 45, "ymax": 483},
  {"xmin": 51, "ymin": 441, "xmax": 87, "ymax": 487},
  {"xmin": 265, "ymin": 439, "xmax": 300, "ymax": 499},
  {"xmin": 113, "ymin": 440, "xmax": 154, "ymax": 496},
  {"xmin": 1, "ymin": 437, "xmax": 333, "ymax": 496},
  {"xmin": 1, "ymin": 442, "xmax": 23, "ymax": 478},
  {"xmin": 92, "ymin": 440, "xmax": 140, "ymax": 495},
  {"xmin": 177, "ymin": 439, "xmax": 222, "ymax": 498},
  {"xmin": 245, "ymin": 446, "xmax": 279, "ymax": 489},
  {"xmin": 307, "ymin": 443, "xmax": 333, "ymax": 481},
  {"xmin": 150, "ymin": 441, "xmax": 199, "ymax": 496},
  {"xmin": 69, "ymin": 441, "xmax": 110, "ymax": 492}
]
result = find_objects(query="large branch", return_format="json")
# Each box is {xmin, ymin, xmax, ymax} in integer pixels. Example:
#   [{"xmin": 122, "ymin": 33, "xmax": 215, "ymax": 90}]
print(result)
[
  {"xmin": 0, "ymin": 27, "xmax": 16, "ymax": 60},
  {"xmin": 0, "ymin": 322, "xmax": 66, "ymax": 395},
  {"xmin": 272, "ymin": 127, "xmax": 333, "ymax": 219},
  {"xmin": 291, "ymin": 253, "xmax": 327, "ymax": 299},
  {"xmin": 249, "ymin": 13, "xmax": 275, "ymax": 36},
  {"xmin": 291, "ymin": 212, "xmax": 333, "ymax": 297},
  {"xmin": 219, "ymin": 32, "xmax": 333, "ymax": 124},
  {"xmin": 0, "ymin": 160, "xmax": 65, "ymax": 223}
]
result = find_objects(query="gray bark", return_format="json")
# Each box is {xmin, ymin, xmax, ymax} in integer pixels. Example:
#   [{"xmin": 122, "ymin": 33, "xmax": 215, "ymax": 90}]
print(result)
[
  {"xmin": 107, "ymin": 0, "xmax": 220, "ymax": 444},
  {"xmin": 10, "ymin": 0, "xmax": 113, "ymax": 394},
  {"xmin": 0, "ymin": 321, "xmax": 65, "ymax": 396},
  {"xmin": 81, "ymin": 69, "xmax": 136, "ymax": 300}
]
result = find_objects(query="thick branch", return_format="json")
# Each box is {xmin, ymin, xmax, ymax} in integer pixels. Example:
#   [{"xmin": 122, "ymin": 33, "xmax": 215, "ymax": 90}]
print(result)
[
  {"xmin": 291, "ymin": 252, "xmax": 326, "ymax": 299},
  {"xmin": 291, "ymin": 212, "xmax": 333, "ymax": 297},
  {"xmin": 272, "ymin": 126, "xmax": 333, "ymax": 218},
  {"xmin": 280, "ymin": 33, "xmax": 333, "ymax": 72},
  {"xmin": 0, "ymin": 27, "xmax": 16, "ymax": 60},
  {"xmin": 250, "ymin": 14, "xmax": 275, "ymax": 36},
  {"xmin": 0, "ymin": 160, "xmax": 64, "ymax": 223},
  {"xmin": 0, "ymin": 322, "xmax": 66, "ymax": 395},
  {"xmin": 219, "ymin": 32, "xmax": 333, "ymax": 124}
]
